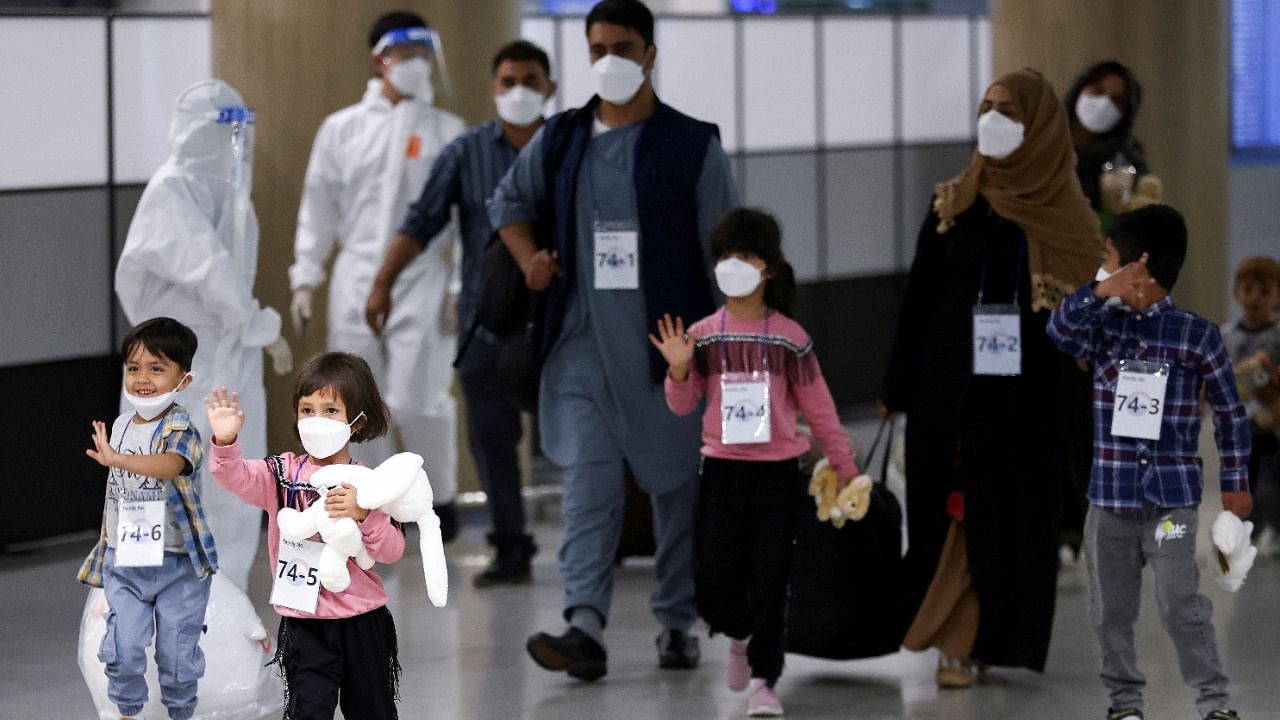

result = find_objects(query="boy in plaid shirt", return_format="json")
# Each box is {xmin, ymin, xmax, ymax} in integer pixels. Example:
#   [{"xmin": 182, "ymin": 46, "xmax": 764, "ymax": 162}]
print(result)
[
  {"xmin": 79, "ymin": 317, "xmax": 217, "ymax": 720},
  {"xmin": 1048, "ymin": 205, "xmax": 1252, "ymax": 720}
]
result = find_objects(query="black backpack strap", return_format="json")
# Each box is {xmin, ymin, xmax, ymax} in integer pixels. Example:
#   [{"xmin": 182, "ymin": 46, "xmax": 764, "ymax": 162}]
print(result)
[{"xmin": 862, "ymin": 418, "xmax": 896, "ymax": 486}]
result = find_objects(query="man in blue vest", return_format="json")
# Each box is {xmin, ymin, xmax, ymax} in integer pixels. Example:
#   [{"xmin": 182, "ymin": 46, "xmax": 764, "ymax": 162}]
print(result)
[{"xmin": 488, "ymin": 0, "xmax": 737, "ymax": 681}]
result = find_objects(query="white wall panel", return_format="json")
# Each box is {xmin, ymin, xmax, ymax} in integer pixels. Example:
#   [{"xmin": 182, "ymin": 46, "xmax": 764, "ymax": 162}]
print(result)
[
  {"xmin": 975, "ymin": 17, "xmax": 993, "ymax": 107},
  {"xmin": 742, "ymin": 18, "xmax": 816, "ymax": 151},
  {"xmin": 821, "ymin": 17, "xmax": 894, "ymax": 147},
  {"xmin": 520, "ymin": 17, "xmax": 560, "ymax": 114},
  {"xmin": 557, "ymin": 17, "xmax": 594, "ymax": 109},
  {"xmin": 900, "ymin": 17, "xmax": 973, "ymax": 142},
  {"xmin": 0, "ymin": 17, "xmax": 108, "ymax": 190},
  {"xmin": 655, "ymin": 19, "xmax": 737, "ymax": 152},
  {"xmin": 112, "ymin": 17, "xmax": 211, "ymax": 184}
]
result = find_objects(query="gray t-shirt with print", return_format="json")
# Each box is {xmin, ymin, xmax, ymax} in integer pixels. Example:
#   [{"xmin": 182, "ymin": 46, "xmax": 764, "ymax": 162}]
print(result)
[{"xmin": 102, "ymin": 412, "xmax": 187, "ymax": 554}]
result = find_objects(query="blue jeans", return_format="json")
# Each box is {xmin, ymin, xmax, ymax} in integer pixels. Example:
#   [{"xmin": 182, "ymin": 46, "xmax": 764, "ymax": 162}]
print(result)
[{"xmin": 100, "ymin": 548, "xmax": 212, "ymax": 720}]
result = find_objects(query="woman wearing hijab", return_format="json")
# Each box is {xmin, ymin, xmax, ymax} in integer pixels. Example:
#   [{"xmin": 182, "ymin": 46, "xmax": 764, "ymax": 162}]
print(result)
[
  {"xmin": 880, "ymin": 69, "xmax": 1103, "ymax": 687},
  {"xmin": 1065, "ymin": 60, "xmax": 1154, "ymax": 229}
]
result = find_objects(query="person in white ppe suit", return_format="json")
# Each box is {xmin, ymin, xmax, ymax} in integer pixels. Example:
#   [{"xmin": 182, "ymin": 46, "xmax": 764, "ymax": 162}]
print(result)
[
  {"xmin": 289, "ymin": 11, "xmax": 466, "ymax": 538},
  {"xmin": 116, "ymin": 79, "xmax": 293, "ymax": 591}
]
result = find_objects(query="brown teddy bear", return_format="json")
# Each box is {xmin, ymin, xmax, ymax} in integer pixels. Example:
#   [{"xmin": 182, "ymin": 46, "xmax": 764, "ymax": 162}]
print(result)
[
  {"xmin": 1236, "ymin": 350, "xmax": 1280, "ymax": 441},
  {"xmin": 808, "ymin": 458, "xmax": 872, "ymax": 529}
]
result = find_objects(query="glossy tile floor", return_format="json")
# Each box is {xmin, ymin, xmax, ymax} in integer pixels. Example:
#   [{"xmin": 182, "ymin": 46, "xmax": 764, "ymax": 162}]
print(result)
[{"xmin": 4, "ymin": 419, "xmax": 1278, "ymax": 719}]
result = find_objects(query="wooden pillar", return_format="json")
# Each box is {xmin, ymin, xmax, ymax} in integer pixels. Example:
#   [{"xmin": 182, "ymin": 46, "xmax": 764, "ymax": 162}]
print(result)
[
  {"xmin": 990, "ymin": 0, "xmax": 1230, "ymax": 320},
  {"xmin": 211, "ymin": 1, "xmax": 521, "ymax": 492}
]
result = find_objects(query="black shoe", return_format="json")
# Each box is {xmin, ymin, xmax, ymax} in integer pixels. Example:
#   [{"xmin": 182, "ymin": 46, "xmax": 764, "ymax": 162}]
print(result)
[
  {"xmin": 473, "ymin": 533, "xmax": 536, "ymax": 588},
  {"xmin": 656, "ymin": 628, "xmax": 700, "ymax": 669},
  {"xmin": 526, "ymin": 627, "xmax": 607, "ymax": 682},
  {"xmin": 1107, "ymin": 709, "xmax": 1143, "ymax": 720},
  {"xmin": 435, "ymin": 501, "xmax": 458, "ymax": 543},
  {"xmin": 1204, "ymin": 712, "xmax": 1240, "ymax": 720}
]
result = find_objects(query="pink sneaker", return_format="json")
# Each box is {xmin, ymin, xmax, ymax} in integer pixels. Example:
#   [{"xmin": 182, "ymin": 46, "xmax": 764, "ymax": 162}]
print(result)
[
  {"xmin": 747, "ymin": 678, "xmax": 784, "ymax": 717},
  {"xmin": 727, "ymin": 639, "xmax": 750, "ymax": 691}
]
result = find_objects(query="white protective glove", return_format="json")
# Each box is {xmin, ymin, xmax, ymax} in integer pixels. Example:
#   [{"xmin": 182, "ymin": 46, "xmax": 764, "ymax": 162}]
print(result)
[
  {"xmin": 266, "ymin": 336, "xmax": 293, "ymax": 375},
  {"xmin": 290, "ymin": 287, "xmax": 314, "ymax": 337},
  {"xmin": 1210, "ymin": 510, "xmax": 1257, "ymax": 593}
]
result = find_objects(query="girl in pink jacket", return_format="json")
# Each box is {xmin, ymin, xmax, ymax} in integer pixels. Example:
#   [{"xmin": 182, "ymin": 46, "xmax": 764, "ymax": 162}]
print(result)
[
  {"xmin": 205, "ymin": 352, "xmax": 404, "ymax": 720},
  {"xmin": 651, "ymin": 208, "xmax": 857, "ymax": 718}
]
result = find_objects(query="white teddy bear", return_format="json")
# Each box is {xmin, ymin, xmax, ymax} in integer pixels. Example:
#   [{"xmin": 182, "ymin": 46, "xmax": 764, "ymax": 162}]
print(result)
[
  {"xmin": 277, "ymin": 452, "xmax": 449, "ymax": 607},
  {"xmin": 1210, "ymin": 510, "xmax": 1258, "ymax": 593}
]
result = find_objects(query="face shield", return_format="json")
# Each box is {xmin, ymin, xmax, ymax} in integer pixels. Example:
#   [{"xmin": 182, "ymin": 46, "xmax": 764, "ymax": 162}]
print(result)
[
  {"xmin": 211, "ymin": 106, "xmax": 255, "ymax": 190},
  {"xmin": 372, "ymin": 26, "xmax": 451, "ymax": 102},
  {"xmin": 170, "ymin": 80, "xmax": 255, "ymax": 191}
]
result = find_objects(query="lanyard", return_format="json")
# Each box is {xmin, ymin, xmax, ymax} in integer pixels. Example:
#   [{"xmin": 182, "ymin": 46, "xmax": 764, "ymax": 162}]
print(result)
[
  {"xmin": 719, "ymin": 307, "xmax": 771, "ymax": 376},
  {"xmin": 115, "ymin": 417, "xmax": 166, "ymax": 455},
  {"xmin": 287, "ymin": 457, "xmax": 356, "ymax": 511},
  {"xmin": 583, "ymin": 131, "xmax": 638, "ymax": 224},
  {"xmin": 977, "ymin": 236, "xmax": 1026, "ymax": 307}
]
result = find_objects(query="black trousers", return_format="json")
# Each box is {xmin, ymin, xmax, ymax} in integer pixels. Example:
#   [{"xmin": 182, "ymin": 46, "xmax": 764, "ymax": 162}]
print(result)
[
  {"xmin": 458, "ymin": 333, "xmax": 527, "ymax": 540},
  {"xmin": 277, "ymin": 606, "xmax": 400, "ymax": 720},
  {"xmin": 695, "ymin": 456, "xmax": 802, "ymax": 684}
]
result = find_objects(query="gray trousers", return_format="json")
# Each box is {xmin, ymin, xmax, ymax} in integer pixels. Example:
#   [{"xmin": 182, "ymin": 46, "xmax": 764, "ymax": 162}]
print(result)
[{"xmin": 1084, "ymin": 505, "xmax": 1230, "ymax": 716}]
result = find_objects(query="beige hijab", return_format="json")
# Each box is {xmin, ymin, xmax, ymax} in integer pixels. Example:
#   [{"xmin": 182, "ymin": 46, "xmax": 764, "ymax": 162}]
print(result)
[{"xmin": 934, "ymin": 68, "xmax": 1103, "ymax": 312}]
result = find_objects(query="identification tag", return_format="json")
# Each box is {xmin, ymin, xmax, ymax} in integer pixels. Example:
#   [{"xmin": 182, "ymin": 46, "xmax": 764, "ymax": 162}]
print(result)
[
  {"xmin": 270, "ymin": 537, "xmax": 324, "ymax": 614},
  {"xmin": 972, "ymin": 304, "xmax": 1022, "ymax": 376},
  {"xmin": 721, "ymin": 375, "xmax": 771, "ymax": 445},
  {"xmin": 116, "ymin": 499, "xmax": 165, "ymax": 567},
  {"xmin": 1110, "ymin": 359, "xmax": 1170, "ymax": 441},
  {"xmin": 593, "ymin": 229, "xmax": 639, "ymax": 290}
]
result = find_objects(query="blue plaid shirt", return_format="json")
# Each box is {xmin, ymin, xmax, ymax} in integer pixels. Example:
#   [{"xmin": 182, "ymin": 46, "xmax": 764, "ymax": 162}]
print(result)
[
  {"xmin": 1048, "ymin": 284, "xmax": 1252, "ymax": 510},
  {"xmin": 78, "ymin": 404, "xmax": 217, "ymax": 587}
]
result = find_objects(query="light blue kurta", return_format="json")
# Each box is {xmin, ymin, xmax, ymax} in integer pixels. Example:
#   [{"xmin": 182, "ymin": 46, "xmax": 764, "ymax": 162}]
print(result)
[{"xmin": 489, "ymin": 119, "xmax": 737, "ymax": 494}]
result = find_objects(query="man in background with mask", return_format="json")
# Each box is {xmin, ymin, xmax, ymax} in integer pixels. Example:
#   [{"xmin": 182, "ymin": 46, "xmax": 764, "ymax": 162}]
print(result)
[
  {"xmin": 290, "ymin": 11, "xmax": 466, "ymax": 538},
  {"xmin": 116, "ymin": 79, "xmax": 293, "ymax": 590},
  {"xmin": 366, "ymin": 39, "xmax": 556, "ymax": 588},
  {"xmin": 489, "ymin": 0, "xmax": 737, "ymax": 680}
]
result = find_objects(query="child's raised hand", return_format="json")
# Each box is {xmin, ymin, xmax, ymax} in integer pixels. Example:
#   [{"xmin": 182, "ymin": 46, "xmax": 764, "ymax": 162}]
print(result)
[
  {"xmin": 1094, "ymin": 253, "xmax": 1156, "ymax": 300},
  {"xmin": 85, "ymin": 420, "xmax": 119, "ymax": 468},
  {"xmin": 648, "ymin": 313, "xmax": 695, "ymax": 381},
  {"xmin": 204, "ymin": 386, "xmax": 245, "ymax": 446}
]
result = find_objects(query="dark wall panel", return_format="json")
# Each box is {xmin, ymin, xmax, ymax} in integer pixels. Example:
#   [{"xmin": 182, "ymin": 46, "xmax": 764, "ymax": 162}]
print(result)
[{"xmin": 0, "ymin": 354, "xmax": 121, "ymax": 546}]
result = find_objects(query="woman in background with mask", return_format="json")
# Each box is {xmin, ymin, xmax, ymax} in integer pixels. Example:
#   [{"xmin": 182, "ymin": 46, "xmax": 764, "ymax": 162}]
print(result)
[
  {"xmin": 880, "ymin": 69, "xmax": 1102, "ymax": 688},
  {"xmin": 1065, "ymin": 60, "xmax": 1151, "ymax": 228}
]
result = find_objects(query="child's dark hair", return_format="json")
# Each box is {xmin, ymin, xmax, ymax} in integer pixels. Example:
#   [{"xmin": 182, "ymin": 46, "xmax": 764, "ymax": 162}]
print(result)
[
  {"xmin": 292, "ymin": 353, "xmax": 390, "ymax": 443},
  {"xmin": 121, "ymin": 317, "xmax": 197, "ymax": 371},
  {"xmin": 492, "ymin": 39, "xmax": 551, "ymax": 77},
  {"xmin": 1108, "ymin": 204, "xmax": 1188, "ymax": 291},
  {"xmin": 709, "ymin": 207, "xmax": 797, "ymax": 316},
  {"xmin": 585, "ymin": 0, "xmax": 654, "ymax": 47}
]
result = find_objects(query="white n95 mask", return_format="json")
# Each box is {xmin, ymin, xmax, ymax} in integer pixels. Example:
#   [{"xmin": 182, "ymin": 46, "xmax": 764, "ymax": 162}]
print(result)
[
  {"xmin": 387, "ymin": 57, "xmax": 434, "ymax": 103},
  {"xmin": 495, "ymin": 86, "xmax": 546, "ymax": 128},
  {"xmin": 977, "ymin": 110, "xmax": 1025, "ymax": 160},
  {"xmin": 715, "ymin": 258, "xmax": 763, "ymax": 298},
  {"xmin": 297, "ymin": 412, "xmax": 365, "ymax": 460},
  {"xmin": 592, "ymin": 54, "xmax": 646, "ymax": 105},
  {"xmin": 1075, "ymin": 94, "xmax": 1122, "ymax": 134},
  {"xmin": 125, "ymin": 372, "xmax": 193, "ymax": 421}
]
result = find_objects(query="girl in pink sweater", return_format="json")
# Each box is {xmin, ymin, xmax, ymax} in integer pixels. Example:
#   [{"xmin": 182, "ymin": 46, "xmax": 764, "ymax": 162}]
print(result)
[
  {"xmin": 205, "ymin": 352, "xmax": 404, "ymax": 720},
  {"xmin": 651, "ymin": 207, "xmax": 857, "ymax": 718}
]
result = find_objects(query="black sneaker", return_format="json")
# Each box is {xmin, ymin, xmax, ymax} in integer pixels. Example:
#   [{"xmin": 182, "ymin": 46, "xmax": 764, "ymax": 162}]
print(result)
[
  {"xmin": 473, "ymin": 533, "xmax": 536, "ymax": 588},
  {"xmin": 1107, "ymin": 709, "xmax": 1143, "ymax": 720},
  {"xmin": 526, "ymin": 627, "xmax": 608, "ymax": 682},
  {"xmin": 435, "ymin": 501, "xmax": 459, "ymax": 543},
  {"xmin": 1205, "ymin": 712, "xmax": 1241, "ymax": 720},
  {"xmin": 656, "ymin": 628, "xmax": 700, "ymax": 669}
]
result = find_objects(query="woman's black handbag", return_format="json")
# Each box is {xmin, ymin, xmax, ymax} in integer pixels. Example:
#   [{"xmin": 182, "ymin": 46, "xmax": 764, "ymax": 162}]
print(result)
[{"xmin": 785, "ymin": 418, "xmax": 906, "ymax": 660}]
